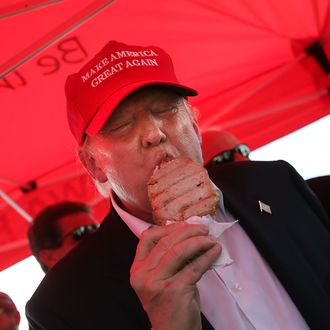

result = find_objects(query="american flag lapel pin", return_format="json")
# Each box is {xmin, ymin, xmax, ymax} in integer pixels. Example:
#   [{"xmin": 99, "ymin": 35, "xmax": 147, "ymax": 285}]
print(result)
[{"xmin": 258, "ymin": 200, "xmax": 272, "ymax": 214}]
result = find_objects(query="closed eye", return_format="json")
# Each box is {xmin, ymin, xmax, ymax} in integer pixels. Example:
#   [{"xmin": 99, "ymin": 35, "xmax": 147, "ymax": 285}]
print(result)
[
  {"xmin": 152, "ymin": 103, "xmax": 180, "ymax": 115},
  {"xmin": 100, "ymin": 120, "xmax": 132, "ymax": 135},
  {"xmin": 108, "ymin": 121, "xmax": 131, "ymax": 132}
]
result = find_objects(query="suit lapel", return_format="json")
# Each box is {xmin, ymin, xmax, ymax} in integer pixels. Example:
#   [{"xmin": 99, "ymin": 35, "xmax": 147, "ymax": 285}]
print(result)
[{"xmin": 100, "ymin": 206, "xmax": 139, "ymax": 280}]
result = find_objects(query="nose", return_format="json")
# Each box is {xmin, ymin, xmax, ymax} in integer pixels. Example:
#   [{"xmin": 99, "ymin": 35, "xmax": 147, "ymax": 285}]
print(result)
[{"xmin": 141, "ymin": 115, "xmax": 166, "ymax": 148}]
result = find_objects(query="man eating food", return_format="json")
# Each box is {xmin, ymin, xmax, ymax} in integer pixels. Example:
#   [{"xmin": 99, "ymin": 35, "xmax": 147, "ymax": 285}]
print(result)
[{"xmin": 26, "ymin": 40, "xmax": 330, "ymax": 330}]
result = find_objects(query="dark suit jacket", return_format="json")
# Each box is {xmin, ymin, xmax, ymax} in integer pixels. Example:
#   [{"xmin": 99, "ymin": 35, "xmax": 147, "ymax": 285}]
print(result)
[
  {"xmin": 26, "ymin": 161, "xmax": 330, "ymax": 329},
  {"xmin": 307, "ymin": 175, "xmax": 330, "ymax": 218}
]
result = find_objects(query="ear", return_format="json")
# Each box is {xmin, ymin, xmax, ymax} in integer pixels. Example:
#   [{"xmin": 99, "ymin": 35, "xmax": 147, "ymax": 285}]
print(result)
[
  {"xmin": 192, "ymin": 116, "xmax": 202, "ymax": 144},
  {"xmin": 190, "ymin": 105, "xmax": 202, "ymax": 143},
  {"xmin": 78, "ymin": 147, "xmax": 108, "ymax": 183}
]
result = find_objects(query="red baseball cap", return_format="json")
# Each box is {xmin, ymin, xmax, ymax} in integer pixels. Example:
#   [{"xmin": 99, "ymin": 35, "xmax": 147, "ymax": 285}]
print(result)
[
  {"xmin": 201, "ymin": 128, "xmax": 242, "ymax": 165},
  {"xmin": 65, "ymin": 41, "xmax": 198, "ymax": 144}
]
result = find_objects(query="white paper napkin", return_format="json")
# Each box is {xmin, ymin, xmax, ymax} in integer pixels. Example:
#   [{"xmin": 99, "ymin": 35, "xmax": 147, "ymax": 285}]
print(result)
[{"xmin": 167, "ymin": 215, "xmax": 238, "ymax": 267}]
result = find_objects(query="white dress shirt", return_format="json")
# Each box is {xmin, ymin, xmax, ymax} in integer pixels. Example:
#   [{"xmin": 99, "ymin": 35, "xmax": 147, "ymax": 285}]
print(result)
[{"xmin": 110, "ymin": 190, "xmax": 309, "ymax": 330}]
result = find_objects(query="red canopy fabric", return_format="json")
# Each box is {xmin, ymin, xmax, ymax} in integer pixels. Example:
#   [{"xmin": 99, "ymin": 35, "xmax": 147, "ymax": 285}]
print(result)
[{"xmin": 1, "ymin": 0, "xmax": 330, "ymax": 270}]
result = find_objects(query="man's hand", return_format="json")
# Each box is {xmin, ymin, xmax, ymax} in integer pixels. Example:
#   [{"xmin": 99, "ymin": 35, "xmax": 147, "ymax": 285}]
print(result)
[{"xmin": 130, "ymin": 222, "xmax": 221, "ymax": 330}]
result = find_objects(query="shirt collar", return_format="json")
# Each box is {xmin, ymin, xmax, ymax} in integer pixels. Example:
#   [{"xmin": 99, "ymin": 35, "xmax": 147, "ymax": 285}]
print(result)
[{"xmin": 110, "ymin": 191, "xmax": 151, "ymax": 239}]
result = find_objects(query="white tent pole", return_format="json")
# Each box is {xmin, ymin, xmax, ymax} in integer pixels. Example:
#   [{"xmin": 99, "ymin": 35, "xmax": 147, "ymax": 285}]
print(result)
[{"xmin": 0, "ymin": 190, "xmax": 32, "ymax": 223}]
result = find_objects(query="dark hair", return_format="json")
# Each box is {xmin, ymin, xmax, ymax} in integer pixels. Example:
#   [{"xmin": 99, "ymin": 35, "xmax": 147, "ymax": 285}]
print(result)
[{"xmin": 28, "ymin": 201, "xmax": 91, "ymax": 272}]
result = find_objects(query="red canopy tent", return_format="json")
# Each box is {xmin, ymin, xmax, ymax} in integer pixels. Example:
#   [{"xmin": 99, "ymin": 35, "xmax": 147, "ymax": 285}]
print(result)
[{"xmin": 1, "ymin": 0, "xmax": 329, "ymax": 271}]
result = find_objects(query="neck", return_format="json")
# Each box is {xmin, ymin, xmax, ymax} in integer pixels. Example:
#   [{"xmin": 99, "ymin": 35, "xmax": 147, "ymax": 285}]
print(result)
[{"xmin": 113, "ymin": 193, "xmax": 154, "ymax": 224}]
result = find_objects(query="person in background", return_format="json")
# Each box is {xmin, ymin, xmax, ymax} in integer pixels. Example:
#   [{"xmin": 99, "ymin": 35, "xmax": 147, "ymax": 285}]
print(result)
[
  {"xmin": 26, "ymin": 40, "xmax": 330, "ymax": 330},
  {"xmin": 201, "ymin": 128, "xmax": 250, "ymax": 168},
  {"xmin": 28, "ymin": 201, "xmax": 99, "ymax": 273},
  {"xmin": 0, "ymin": 292, "xmax": 20, "ymax": 330}
]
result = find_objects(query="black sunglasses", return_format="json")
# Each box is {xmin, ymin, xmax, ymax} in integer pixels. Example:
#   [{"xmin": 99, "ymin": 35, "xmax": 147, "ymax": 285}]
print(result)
[
  {"xmin": 64, "ymin": 224, "xmax": 100, "ymax": 241},
  {"xmin": 209, "ymin": 144, "xmax": 250, "ymax": 165}
]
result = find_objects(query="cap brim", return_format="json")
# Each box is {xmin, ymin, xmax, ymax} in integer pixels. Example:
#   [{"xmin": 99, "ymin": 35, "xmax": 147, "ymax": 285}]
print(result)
[{"xmin": 86, "ymin": 80, "xmax": 197, "ymax": 136}]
